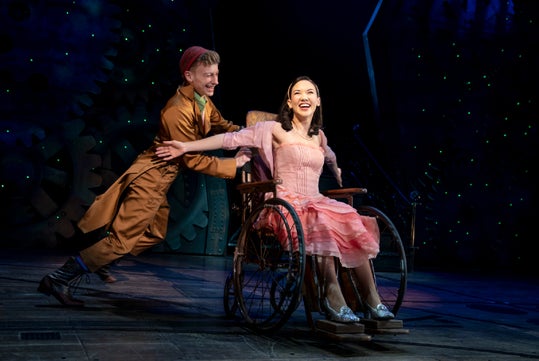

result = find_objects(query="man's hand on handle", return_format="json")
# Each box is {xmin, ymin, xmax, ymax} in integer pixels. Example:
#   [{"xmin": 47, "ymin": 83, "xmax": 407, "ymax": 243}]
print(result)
[{"xmin": 156, "ymin": 140, "xmax": 251, "ymax": 168}]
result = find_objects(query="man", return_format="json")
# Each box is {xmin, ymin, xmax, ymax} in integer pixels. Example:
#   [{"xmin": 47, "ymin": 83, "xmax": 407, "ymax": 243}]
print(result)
[{"xmin": 38, "ymin": 46, "xmax": 251, "ymax": 306}]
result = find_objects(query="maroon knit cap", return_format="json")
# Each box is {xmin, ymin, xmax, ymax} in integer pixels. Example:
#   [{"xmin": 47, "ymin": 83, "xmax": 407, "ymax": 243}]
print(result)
[{"xmin": 179, "ymin": 46, "xmax": 209, "ymax": 76}]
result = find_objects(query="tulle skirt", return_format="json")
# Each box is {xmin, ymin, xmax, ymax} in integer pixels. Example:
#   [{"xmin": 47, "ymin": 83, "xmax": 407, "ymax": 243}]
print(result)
[{"xmin": 257, "ymin": 186, "xmax": 380, "ymax": 269}]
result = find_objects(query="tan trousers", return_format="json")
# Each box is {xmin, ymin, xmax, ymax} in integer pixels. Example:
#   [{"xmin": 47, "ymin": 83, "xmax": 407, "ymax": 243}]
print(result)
[{"xmin": 80, "ymin": 164, "xmax": 178, "ymax": 272}]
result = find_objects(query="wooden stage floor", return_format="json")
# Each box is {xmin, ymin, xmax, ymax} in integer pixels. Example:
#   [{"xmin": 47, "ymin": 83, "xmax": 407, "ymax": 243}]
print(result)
[{"xmin": 1, "ymin": 249, "xmax": 538, "ymax": 360}]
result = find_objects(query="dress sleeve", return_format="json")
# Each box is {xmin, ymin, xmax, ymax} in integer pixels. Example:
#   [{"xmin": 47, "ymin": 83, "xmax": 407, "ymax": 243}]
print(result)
[
  {"xmin": 223, "ymin": 120, "xmax": 276, "ymax": 177},
  {"xmin": 320, "ymin": 130, "xmax": 337, "ymax": 165}
]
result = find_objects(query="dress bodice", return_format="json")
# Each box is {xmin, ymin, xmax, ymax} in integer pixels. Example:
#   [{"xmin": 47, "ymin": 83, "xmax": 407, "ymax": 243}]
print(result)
[{"xmin": 273, "ymin": 143, "xmax": 324, "ymax": 197}]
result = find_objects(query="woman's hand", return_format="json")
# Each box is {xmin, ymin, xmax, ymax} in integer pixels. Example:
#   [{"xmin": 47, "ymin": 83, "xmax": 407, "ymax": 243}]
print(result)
[
  {"xmin": 334, "ymin": 167, "xmax": 343, "ymax": 188},
  {"xmin": 155, "ymin": 140, "xmax": 187, "ymax": 161},
  {"xmin": 234, "ymin": 147, "xmax": 252, "ymax": 168},
  {"xmin": 327, "ymin": 162, "xmax": 343, "ymax": 187}
]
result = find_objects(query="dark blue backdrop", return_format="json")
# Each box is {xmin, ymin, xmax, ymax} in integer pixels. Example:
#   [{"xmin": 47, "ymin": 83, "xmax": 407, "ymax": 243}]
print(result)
[{"xmin": 0, "ymin": 0, "xmax": 537, "ymax": 273}]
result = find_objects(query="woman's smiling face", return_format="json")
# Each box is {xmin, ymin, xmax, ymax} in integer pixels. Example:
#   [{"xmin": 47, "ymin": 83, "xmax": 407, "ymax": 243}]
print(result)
[{"xmin": 287, "ymin": 79, "xmax": 321, "ymax": 118}]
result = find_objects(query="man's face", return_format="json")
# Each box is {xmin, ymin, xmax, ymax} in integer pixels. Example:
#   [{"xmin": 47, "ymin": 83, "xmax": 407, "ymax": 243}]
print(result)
[{"xmin": 185, "ymin": 63, "xmax": 219, "ymax": 97}]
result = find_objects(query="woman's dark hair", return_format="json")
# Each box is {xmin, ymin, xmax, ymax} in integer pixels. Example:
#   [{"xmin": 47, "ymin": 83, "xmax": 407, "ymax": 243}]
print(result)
[{"xmin": 276, "ymin": 75, "xmax": 323, "ymax": 136}]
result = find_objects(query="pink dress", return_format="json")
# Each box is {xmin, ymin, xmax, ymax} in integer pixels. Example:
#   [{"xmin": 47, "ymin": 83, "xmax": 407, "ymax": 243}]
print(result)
[{"xmin": 223, "ymin": 121, "xmax": 380, "ymax": 268}]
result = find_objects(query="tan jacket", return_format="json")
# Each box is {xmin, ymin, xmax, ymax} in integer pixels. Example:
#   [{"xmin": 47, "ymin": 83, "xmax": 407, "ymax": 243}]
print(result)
[{"xmin": 78, "ymin": 84, "xmax": 241, "ymax": 233}]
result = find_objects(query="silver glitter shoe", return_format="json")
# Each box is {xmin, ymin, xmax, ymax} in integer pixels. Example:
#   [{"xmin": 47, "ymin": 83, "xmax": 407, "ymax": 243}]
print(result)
[
  {"xmin": 323, "ymin": 298, "xmax": 360, "ymax": 323},
  {"xmin": 365, "ymin": 303, "xmax": 395, "ymax": 320}
]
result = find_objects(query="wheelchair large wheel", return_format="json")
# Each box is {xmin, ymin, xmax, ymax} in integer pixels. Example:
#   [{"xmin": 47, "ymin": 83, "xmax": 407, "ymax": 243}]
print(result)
[
  {"xmin": 233, "ymin": 197, "xmax": 305, "ymax": 333},
  {"xmin": 356, "ymin": 205, "xmax": 407, "ymax": 316}
]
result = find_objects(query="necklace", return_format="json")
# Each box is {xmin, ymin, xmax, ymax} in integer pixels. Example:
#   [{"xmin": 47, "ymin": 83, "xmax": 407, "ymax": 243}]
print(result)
[{"xmin": 292, "ymin": 127, "xmax": 313, "ymax": 141}]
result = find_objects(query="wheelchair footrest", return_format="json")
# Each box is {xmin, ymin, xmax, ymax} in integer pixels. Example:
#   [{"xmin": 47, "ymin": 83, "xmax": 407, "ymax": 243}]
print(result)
[
  {"xmin": 361, "ymin": 318, "xmax": 410, "ymax": 335},
  {"xmin": 315, "ymin": 319, "xmax": 365, "ymax": 334},
  {"xmin": 361, "ymin": 318, "xmax": 403, "ymax": 329},
  {"xmin": 314, "ymin": 320, "xmax": 372, "ymax": 342}
]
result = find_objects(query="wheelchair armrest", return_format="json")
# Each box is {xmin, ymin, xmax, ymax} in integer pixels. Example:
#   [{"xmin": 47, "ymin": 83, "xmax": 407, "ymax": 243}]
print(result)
[
  {"xmin": 322, "ymin": 187, "xmax": 368, "ymax": 197},
  {"xmin": 322, "ymin": 187, "xmax": 367, "ymax": 206},
  {"xmin": 236, "ymin": 179, "xmax": 283, "ymax": 195}
]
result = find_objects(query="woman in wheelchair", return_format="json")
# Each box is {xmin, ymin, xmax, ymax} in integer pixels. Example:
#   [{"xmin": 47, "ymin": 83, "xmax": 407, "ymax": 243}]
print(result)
[{"xmin": 156, "ymin": 75, "xmax": 394, "ymax": 323}]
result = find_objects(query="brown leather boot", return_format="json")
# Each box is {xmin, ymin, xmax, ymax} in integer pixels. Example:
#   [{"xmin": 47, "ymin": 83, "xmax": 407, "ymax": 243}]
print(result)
[
  {"xmin": 95, "ymin": 264, "xmax": 117, "ymax": 283},
  {"xmin": 37, "ymin": 257, "xmax": 86, "ymax": 306}
]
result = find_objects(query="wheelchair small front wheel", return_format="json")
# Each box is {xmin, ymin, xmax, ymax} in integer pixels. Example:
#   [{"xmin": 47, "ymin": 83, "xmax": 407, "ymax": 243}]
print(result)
[{"xmin": 223, "ymin": 272, "xmax": 238, "ymax": 319}]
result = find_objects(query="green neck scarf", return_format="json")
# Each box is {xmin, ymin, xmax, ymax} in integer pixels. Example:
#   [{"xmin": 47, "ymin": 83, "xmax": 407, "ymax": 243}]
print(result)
[{"xmin": 194, "ymin": 92, "xmax": 207, "ymax": 112}]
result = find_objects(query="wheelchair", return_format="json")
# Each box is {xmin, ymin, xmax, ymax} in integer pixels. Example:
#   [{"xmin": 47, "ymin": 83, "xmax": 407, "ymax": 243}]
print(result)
[{"xmin": 223, "ymin": 111, "xmax": 408, "ymax": 338}]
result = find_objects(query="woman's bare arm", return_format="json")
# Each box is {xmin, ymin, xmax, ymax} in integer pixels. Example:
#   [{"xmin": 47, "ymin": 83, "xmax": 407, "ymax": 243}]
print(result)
[{"xmin": 155, "ymin": 134, "xmax": 226, "ymax": 161}]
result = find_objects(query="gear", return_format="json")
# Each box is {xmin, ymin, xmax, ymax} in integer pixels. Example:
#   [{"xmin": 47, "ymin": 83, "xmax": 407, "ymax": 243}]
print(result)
[
  {"xmin": 0, "ymin": 0, "xmax": 225, "ymax": 252},
  {"xmin": 0, "ymin": 0, "xmax": 120, "ymax": 247}
]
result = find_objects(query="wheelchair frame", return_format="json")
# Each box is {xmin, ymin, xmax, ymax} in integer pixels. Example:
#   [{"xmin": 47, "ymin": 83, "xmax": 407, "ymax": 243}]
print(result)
[{"xmin": 223, "ymin": 111, "xmax": 408, "ymax": 335}]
